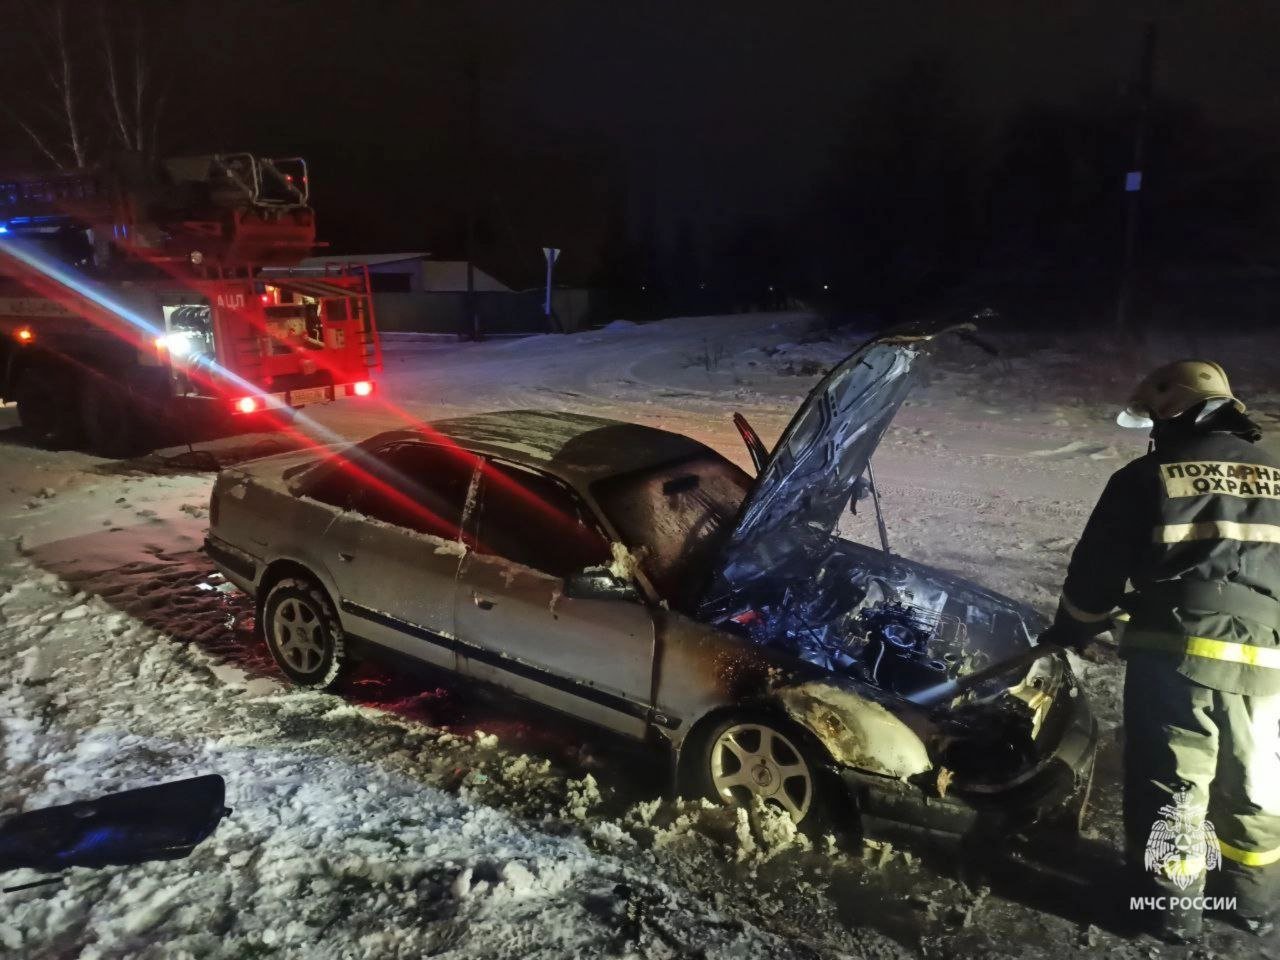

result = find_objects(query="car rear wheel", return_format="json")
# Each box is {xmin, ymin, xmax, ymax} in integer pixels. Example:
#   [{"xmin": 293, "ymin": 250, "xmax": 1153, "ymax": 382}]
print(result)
[
  {"xmin": 262, "ymin": 577, "xmax": 347, "ymax": 690},
  {"xmin": 689, "ymin": 714, "xmax": 828, "ymax": 830}
]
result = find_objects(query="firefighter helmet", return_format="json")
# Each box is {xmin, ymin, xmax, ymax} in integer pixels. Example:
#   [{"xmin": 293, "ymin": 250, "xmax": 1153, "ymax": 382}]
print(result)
[{"xmin": 1117, "ymin": 360, "xmax": 1245, "ymax": 429}]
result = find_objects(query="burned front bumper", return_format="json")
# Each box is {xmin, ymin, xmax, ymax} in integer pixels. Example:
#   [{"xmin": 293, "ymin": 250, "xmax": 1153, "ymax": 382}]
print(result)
[{"xmin": 840, "ymin": 685, "xmax": 1099, "ymax": 838}]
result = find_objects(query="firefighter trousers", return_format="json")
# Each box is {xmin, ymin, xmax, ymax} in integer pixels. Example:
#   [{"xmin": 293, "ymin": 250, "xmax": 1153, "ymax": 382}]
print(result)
[{"xmin": 1123, "ymin": 651, "xmax": 1280, "ymax": 919}]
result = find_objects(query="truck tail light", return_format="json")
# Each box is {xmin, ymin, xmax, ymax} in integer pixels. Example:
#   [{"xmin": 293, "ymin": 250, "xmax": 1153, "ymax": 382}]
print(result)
[
  {"xmin": 15, "ymin": 327, "xmax": 33, "ymax": 343},
  {"xmin": 352, "ymin": 380, "xmax": 373, "ymax": 397},
  {"xmin": 234, "ymin": 396, "xmax": 259, "ymax": 414}
]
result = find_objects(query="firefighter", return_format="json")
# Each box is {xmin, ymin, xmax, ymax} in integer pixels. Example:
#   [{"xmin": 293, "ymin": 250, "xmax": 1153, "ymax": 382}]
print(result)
[{"xmin": 1043, "ymin": 360, "xmax": 1280, "ymax": 943}]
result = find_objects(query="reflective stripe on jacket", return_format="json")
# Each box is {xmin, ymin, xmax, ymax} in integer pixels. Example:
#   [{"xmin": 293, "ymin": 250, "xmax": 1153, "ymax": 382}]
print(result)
[{"xmin": 1056, "ymin": 429, "xmax": 1280, "ymax": 696}]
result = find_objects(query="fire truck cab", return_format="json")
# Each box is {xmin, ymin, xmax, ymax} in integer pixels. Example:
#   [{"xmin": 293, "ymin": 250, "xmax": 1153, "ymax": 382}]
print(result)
[{"xmin": 0, "ymin": 152, "xmax": 381, "ymax": 456}]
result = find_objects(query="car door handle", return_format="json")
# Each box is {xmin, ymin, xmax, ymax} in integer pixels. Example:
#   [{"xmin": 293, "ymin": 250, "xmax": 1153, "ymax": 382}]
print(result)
[
  {"xmin": 473, "ymin": 594, "xmax": 495, "ymax": 610},
  {"xmin": 337, "ymin": 552, "xmax": 355, "ymax": 563}
]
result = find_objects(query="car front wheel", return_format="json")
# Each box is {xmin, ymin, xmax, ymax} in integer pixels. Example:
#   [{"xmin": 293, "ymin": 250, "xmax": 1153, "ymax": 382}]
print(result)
[
  {"xmin": 262, "ymin": 577, "xmax": 348, "ymax": 690},
  {"xmin": 690, "ymin": 715, "xmax": 827, "ymax": 829}
]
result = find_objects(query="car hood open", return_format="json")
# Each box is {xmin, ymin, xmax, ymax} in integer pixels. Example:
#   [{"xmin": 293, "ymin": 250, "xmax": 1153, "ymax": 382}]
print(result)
[{"xmin": 702, "ymin": 321, "xmax": 973, "ymax": 607}]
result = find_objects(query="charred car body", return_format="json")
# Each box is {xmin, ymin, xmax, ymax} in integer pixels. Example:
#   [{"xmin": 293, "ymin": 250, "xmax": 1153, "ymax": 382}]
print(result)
[{"xmin": 205, "ymin": 322, "xmax": 1097, "ymax": 837}]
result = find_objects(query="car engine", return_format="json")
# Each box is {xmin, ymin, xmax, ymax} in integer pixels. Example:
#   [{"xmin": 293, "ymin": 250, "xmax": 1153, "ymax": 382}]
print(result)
[
  {"xmin": 720, "ymin": 552, "xmax": 975, "ymax": 697},
  {"xmin": 706, "ymin": 542, "xmax": 1060, "ymax": 783}
]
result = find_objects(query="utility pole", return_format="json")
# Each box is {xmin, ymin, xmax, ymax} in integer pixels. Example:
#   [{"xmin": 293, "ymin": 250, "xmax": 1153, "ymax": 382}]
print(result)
[
  {"xmin": 464, "ymin": 55, "xmax": 481, "ymax": 341},
  {"xmin": 1116, "ymin": 19, "xmax": 1157, "ymax": 340}
]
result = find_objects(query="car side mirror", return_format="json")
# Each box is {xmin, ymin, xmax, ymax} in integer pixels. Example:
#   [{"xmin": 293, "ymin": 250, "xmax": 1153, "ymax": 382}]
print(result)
[{"xmin": 563, "ymin": 569, "xmax": 642, "ymax": 603}]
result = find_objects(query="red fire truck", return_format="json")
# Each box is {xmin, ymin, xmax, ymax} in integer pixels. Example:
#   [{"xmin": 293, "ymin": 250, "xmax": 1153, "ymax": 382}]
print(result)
[{"xmin": 0, "ymin": 152, "xmax": 381, "ymax": 456}]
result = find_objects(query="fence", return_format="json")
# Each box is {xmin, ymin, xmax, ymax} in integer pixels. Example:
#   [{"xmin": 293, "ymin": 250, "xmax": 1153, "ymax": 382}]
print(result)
[
  {"xmin": 371, "ymin": 289, "xmax": 603, "ymax": 336},
  {"xmin": 370, "ymin": 291, "xmax": 545, "ymax": 336}
]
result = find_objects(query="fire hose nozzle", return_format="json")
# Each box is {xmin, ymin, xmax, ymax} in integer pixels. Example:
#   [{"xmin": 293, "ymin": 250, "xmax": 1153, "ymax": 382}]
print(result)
[{"xmin": 905, "ymin": 641, "xmax": 1065, "ymax": 708}]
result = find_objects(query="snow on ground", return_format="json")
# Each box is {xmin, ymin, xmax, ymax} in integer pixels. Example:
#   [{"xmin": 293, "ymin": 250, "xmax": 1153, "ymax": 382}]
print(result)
[
  {"xmin": 2, "ymin": 310, "xmax": 1278, "ymax": 958},
  {"xmin": 0, "ymin": 537, "xmax": 860, "ymax": 959}
]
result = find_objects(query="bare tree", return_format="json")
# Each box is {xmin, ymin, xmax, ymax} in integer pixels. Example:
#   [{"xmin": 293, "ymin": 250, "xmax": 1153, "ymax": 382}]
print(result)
[
  {"xmin": 5, "ymin": 0, "xmax": 167, "ymax": 170},
  {"xmin": 100, "ymin": 4, "xmax": 164, "ymax": 157},
  {"xmin": 5, "ymin": 0, "xmax": 89, "ymax": 169}
]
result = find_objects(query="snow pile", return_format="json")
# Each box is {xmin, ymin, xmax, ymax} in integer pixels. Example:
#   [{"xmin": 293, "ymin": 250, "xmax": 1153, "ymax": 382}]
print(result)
[
  {"xmin": 612, "ymin": 795, "xmax": 812, "ymax": 865},
  {"xmin": 737, "ymin": 796, "xmax": 814, "ymax": 862},
  {"xmin": 559, "ymin": 774, "xmax": 603, "ymax": 822}
]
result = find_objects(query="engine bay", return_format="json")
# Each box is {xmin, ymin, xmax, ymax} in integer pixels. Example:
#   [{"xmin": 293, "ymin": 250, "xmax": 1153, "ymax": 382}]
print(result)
[
  {"xmin": 712, "ymin": 548, "xmax": 1053, "ymax": 784},
  {"xmin": 716, "ymin": 550, "xmax": 980, "ymax": 698}
]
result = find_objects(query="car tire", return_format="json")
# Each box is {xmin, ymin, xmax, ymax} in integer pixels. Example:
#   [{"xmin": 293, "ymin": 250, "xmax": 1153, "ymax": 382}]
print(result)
[
  {"xmin": 15, "ymin": 366, "xmax": 81, "ymax": 448},
  {"xmin": 79, "ymin": 376, "xmax": 144, "ymax": 459},
  {"xmin": 261, "ymin": 577, "xmax": 348, "ymax": 690},
  {"xmin": 686, "ymin": 712, "xmax": 832, "ymax": 833}
]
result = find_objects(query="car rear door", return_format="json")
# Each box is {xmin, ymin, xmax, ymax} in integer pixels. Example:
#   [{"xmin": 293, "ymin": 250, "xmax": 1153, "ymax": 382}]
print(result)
[
  {"xmin": 300, "ymin": 441, "xmax": 480, "ymax": 671},
  {"xmin": 454, "ymin": 459, "xmax": 656, "ymax": 738}
]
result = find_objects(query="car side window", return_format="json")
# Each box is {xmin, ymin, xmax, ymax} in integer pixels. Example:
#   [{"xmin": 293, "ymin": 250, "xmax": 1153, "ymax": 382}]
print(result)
[
  {"xmin": 303, "ymin": 458, "xmax": 362, "ymax": 512},
  {"xmin": 360, "ymin": 444, "xmax": 478, "ymax": 539},
  {"xmin": 474, "ymin": 461, "xmax": 610, "ymax": 578},
  {"xmin": 307, "ymin": 443, "xmax": 479, "ymax": 540}
]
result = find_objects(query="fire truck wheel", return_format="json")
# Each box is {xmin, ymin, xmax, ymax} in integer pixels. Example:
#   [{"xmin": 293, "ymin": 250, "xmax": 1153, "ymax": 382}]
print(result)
[
  {"xmin": 15, "ymin": 366, "xmax": 80, "ymax": 448},
  {"xmin": 78, "ymin": 378, "xmax": 144, "ymax": 459}
]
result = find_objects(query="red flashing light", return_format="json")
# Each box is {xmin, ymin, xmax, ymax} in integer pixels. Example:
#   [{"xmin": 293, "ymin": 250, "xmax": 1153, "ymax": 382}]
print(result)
[
  {"xmin": 260, "ymin": 293, "xmax": 271, "ymax": 305},
  {"xmin": 235, "ymin": 396, "xmax": 259, "ymax": 414},
  {"xmin": 352, "ymin": 380, "xmax": 374, "ymax": 397},
  {"xmin": 15, "ymin": 327, "xmax": 33, "ymax": 343}
]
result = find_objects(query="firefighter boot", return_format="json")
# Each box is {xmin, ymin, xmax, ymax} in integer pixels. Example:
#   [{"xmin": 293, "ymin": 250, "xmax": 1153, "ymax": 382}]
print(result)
[{"xmin": 1157, "ymin": 903, "xmax": 1204, "ymax": 945}]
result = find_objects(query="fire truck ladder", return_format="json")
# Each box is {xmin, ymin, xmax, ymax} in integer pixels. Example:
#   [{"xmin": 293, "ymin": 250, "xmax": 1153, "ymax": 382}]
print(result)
[{"xmin": 163, "ymin": 154, "xmax": 309, "ymax": 211}]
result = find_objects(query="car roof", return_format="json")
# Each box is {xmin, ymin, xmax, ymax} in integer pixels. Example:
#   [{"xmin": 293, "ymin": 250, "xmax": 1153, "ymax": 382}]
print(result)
[{"xmin": 369, "ymin": 410, "xmax": 717, "ymax": 486}]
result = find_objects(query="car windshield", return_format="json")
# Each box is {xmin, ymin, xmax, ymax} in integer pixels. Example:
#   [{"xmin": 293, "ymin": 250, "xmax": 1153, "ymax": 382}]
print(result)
[{"xmin": 593, "ymin": 453, "xmax": 752, "ymax": 610}]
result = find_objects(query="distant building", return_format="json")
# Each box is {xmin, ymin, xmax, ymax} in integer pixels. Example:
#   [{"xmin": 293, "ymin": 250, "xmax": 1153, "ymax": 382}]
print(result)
[
  {"xmin": 287, "ymin": 252, "xmax": 600, "ymax": 335},
  {"xmin": 285, "ymin": 252, "xmax": 538, "ymax": 335},
  {"xmin": 297, "ymin": 253, "xmax": 512, "ymax": 295}
]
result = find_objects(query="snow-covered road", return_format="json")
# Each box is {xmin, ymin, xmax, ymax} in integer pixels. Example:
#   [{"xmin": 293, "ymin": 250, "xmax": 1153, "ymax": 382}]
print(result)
[{"xmin": 2, "ymin": 312, "xmax": 1277, "ymax": 958}]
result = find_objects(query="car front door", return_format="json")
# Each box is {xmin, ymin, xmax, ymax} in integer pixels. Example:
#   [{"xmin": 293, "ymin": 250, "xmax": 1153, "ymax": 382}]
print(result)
[
  {"xmin": 454, "ymin": 459, "xmax": 656, "ymax": 738},
  {"xmin": 300, "ymin": 441, "xmax": 479, "ymax": 671}
]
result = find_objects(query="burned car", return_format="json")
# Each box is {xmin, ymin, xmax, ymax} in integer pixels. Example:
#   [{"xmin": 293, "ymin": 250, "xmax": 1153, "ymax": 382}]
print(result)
[{"xmin": 205, "ymin": 322, "xmax": 1096, "ymax": 836}]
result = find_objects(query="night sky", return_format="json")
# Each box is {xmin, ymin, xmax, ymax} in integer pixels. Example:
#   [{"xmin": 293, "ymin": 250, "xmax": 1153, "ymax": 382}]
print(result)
[{"xmin": 3, "ymin": 1, "xmax": 1279, "ymax": 291}]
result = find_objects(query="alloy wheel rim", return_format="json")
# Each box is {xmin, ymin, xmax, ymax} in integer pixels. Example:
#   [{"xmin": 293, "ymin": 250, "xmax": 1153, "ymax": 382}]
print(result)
[
  {"xmin": 272, "ymin": 597, "xmax": 327, "ymax": 675},
  {"xmin": 710, "ymin": 723, "xmax": 812, "ymax": 822}
]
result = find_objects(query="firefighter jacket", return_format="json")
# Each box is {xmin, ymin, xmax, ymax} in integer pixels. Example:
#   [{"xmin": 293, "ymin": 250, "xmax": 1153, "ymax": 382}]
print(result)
[{"xmin": 1055, "ymin": 427, "xmax": 1280, "ymax": 697}]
